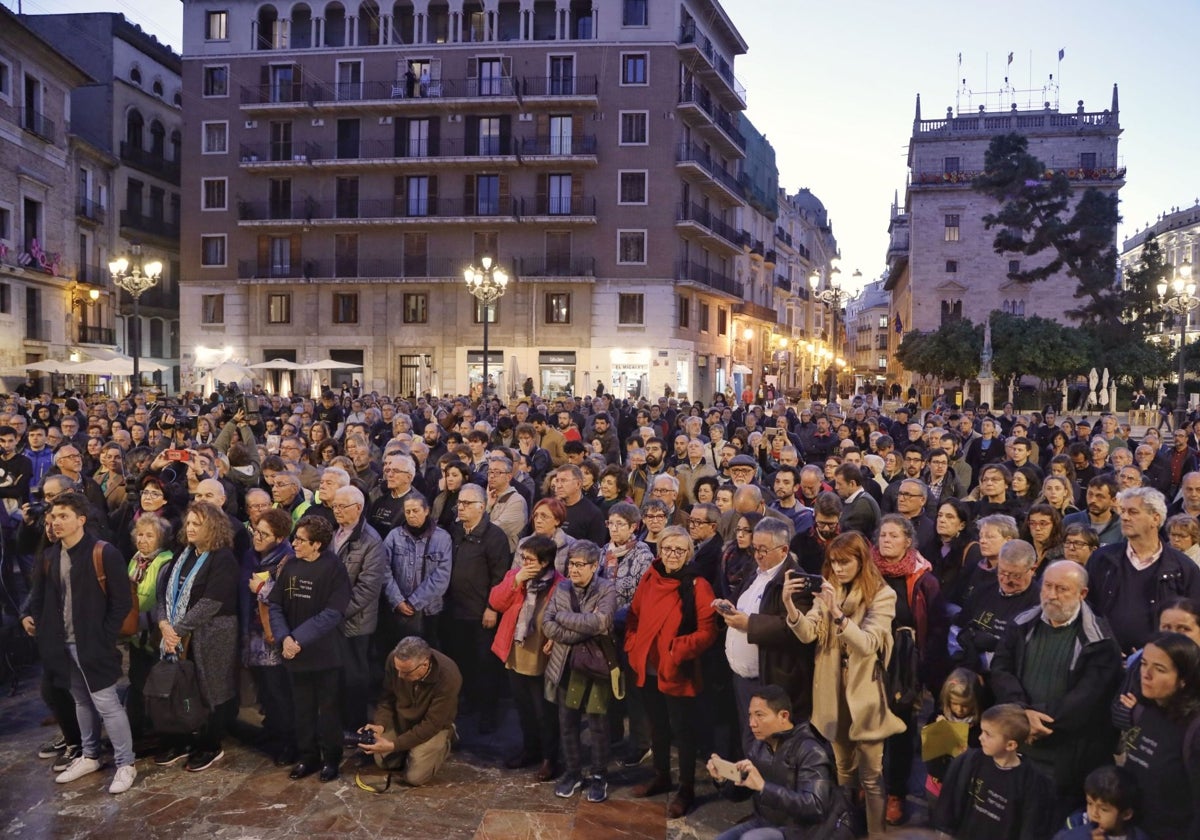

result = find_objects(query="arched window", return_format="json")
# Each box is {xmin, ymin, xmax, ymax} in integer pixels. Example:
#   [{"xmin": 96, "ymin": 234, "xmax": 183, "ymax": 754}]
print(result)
[
  {"xmin": 152, "ymin": 79, "xmax": 164, "ymax": 96},
  {"xmin": 256, "ymin": 5, "xmax": 281, "ymax": 49},
  {"xmin": 170, "ymin": 129, "xmax": 181, "ymax": 162},
  {"xmin": 359, "ymin": 0, "xmax": 382, "ymax": 45},
  {"xmin": 150, "ymin": 121, "xmax": 166, "ymax": 157},
  {"xmin": 129, "ymin": 65, "xmax": 142, "ymax": 85},
  {"xmin": 324, "ymin": 2, "xmax": 347, "ymax": 47},
  {"xmin": 125, "ymin": 109, "xmax": 144, "ymax": 150},
  {"xmin": 291, "ymin": 3, "xmax": 314, "ymax": 48},
  {"xmin": 173, "ymin": 91, "xmax": 182, "ymax": 107},
  {"xmin": 940, "ymin": 299, "xmax": 962, "ymax": 325}
]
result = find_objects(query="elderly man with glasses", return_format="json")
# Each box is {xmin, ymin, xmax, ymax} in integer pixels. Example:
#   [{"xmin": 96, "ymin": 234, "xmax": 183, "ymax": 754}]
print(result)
[
  {"xmin": 367, "ymin": 454, "xmax": 421, "ymax": 538},
  {"xmin": 52, "ymin": 445, "xmax": 107, "ymax": 516},
  {"xmin": 442, "ymin": 483, "xmax": 511, "ymax": 734}
]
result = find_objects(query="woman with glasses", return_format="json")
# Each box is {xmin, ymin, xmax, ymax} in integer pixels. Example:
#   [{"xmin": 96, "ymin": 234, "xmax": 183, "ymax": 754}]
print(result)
[
  {"xmin": 245, "ymin": 508, "xmax": 297, "ymax": 765},
  {"xmin": 153, "ymin": 502, "xmax": 239, "ymax": 772},
  {"xmin": 624, "ymin": 525, "xmax": 718, "ymax": 817},
  {"xmin": 268, "ymin": 515, "xmax": 351, "ymax": 783},
  {"xmin": 717, "ymin": 511, "xmax": 762, "ymax": 601},
  {"xmin": 1021, "ymin": 503, "xmax": 1065, "ymax": 571},
  {"xmin": 1061, "ymin": 522, "xmax": 1099, "ymax": 565},
  {"xmin": 112, "ymin": 474, "xmax": 181, "ymax": 558},
  {"xmin": 123, "ymin": 512, "xmax": 174, "ymax": 743},
  {"xmin": 543, "ymin": 541, "xmax": 617, "ymax": 804},
  {"xmin": 784, "ymin": 531, "xmax": 904, "ymax": 837},
  {"xmin": 487, "ymin": 535, "xmax": 564, "ymax": 781},
  {"xmin": 640, "ymin": 498, "xmax": 672, "ymax": 558}
]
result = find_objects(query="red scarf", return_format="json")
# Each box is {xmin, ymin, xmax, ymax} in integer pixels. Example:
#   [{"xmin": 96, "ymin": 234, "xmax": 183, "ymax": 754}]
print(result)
[{"xmin": 870, "ymin": 544, "xmax": 932, "ymax": 580}]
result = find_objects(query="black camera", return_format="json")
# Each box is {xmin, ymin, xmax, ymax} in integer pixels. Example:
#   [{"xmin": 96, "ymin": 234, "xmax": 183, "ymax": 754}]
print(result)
[
  {"xmin": 224, "ymin": 384, "xmax": 260, "ymax": 423},
  {"xmin": 344, "ymin": 728, "xmax": 376, "ymax": 748}
]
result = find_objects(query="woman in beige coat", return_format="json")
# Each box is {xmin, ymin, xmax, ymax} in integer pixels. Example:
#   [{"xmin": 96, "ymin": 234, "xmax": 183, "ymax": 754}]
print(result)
[{"xmin": 783, "ymin": 531, "xmax": 905, "ymax": 838}]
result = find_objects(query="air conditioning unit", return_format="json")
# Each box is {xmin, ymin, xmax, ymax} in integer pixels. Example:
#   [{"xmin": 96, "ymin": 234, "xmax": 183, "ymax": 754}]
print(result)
[
  {"xmin": 379, "ymin": 116, "xmax": 393, "ymax": 125},
  {"xmin": 244, "ymin": 120, "xmax": 258, "ymax": 129},
  {"xmin": 518, "ymin": 113, "xmax": 532, "ymax": 122},
  {"xmin": 311, "ymin": 118, "xmax": 325, "ymax": 127}
]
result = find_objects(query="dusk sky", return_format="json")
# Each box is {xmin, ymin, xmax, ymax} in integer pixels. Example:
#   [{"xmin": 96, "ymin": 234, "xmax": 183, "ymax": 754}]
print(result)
[{"xmin": 8, "ymin": 0, "xmax": 1199, "ymax": 295}]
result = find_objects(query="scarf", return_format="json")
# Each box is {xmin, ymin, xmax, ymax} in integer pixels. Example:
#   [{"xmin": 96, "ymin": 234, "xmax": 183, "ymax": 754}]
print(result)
[
  {"xmin": 404, "ymin": 516, "xmax": 432, "ymax": 540},
  {"xmin": 130, "ymin": 549, "xmax": 168, "ymax": 584},
  {"xmin": 163, "ymin": 546, "xmax": 210, "ymax": 652},
  {"xmin": 513, "ymin": 567, "xmax": 556, "ymax": 644},
  {"xmin": 870, "ymin": 544, "xmax": 931, "ymax": 580},
  {"xmin": 651, "ymin": 559, "xmax": 698, "ymax": 636},
  {"xmin": 603, "ymin": 537, "xmax": 635, "ymax": 578}
]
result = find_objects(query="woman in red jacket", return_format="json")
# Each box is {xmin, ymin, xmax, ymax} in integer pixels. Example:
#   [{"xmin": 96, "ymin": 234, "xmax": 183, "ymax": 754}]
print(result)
[
  {"xmin": 488, "ymin": 535, "xmax": 564, "ymax": 782},
  {"xmin": 624, "ymin": 525, "xmax": 718, "ymax": 817}
]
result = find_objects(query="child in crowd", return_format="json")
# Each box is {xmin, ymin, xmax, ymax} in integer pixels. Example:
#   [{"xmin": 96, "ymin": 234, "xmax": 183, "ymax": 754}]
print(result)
[
  {"xmin": 932, "ymin": 703, "xmax": 1053, "ymax": 839},
  {"xmin": 924, "ymin": 667, "xmax": 983, "ymax": 799},
  {"xmin": 1053, "ymin": 765, "xmax": 1149, "ymax": 840}
]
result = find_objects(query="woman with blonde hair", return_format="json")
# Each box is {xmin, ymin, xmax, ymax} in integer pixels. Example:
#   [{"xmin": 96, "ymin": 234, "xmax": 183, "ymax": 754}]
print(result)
[{"xmin": 783, "ymin": 531, "xmax": 904, "ymax": 837}]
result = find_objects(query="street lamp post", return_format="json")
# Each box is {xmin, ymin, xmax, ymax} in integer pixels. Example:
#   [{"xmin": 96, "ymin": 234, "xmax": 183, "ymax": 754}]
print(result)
[
  {"xmin": 463, "ymin": 255, "xmax": 509, "ymax": 400},
  {"xmin": 1157, "ymin": 259, "xmax": 1198, "ymax": 429},
  {"xmin": 108, "ymin": 244, "xmax": 163, "ymax": 394},
  {"xmin": 810, "ymin": 267, "xmax": 852, "ymax": 399}
]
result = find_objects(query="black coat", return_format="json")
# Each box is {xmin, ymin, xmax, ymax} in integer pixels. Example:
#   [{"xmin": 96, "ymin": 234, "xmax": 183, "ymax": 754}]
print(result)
[
  {"xmin": 447, "ymin": 516, "xmax": 511, "ymax": 621},
  {"xmin": 1086, "ymin": 541, "xmax": 1200, "ymax": 653},
  {"xmin": 27, "ymin": 534, "xmax": 130, "ymax": 691},
  {"xmin": 738, "ymin": 555, "xmax": 815, "ymax": 718}
]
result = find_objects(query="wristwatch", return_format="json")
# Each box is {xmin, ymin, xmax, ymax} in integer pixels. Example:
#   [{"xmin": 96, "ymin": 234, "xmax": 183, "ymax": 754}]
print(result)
[{"xmin": 833, "ymin": 614, "xmax": 846, "ymax": 626}]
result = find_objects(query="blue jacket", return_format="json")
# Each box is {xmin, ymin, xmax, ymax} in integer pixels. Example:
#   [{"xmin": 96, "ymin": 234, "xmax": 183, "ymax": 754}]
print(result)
[
  {"xmin": 1052, "ymin": 811, "xmax": 1150, "ymax": 840},
  {"xmin": 381, "ymin": 521, "xmax": 452, "ymax": 616}
]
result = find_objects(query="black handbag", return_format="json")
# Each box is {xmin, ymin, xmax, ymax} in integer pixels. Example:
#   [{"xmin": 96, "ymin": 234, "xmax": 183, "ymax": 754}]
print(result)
[
  {"xmin": 144, "ymin": 648, "xmax": 209, "ymax": 734},
  {"xmin": 566, "ymin": 587, "xmax": 623, "ymax": 697}
]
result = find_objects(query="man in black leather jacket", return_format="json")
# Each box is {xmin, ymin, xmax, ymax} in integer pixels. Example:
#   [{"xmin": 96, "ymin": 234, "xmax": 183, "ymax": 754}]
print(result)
[{"xmin": 708, "ymin": 684, "xmax": 852, "ymax": 840}]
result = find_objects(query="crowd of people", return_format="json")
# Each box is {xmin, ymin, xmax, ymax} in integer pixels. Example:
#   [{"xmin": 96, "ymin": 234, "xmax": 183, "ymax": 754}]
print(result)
[{"xmin": 4, "ymin": 384, "xmax": 1200, "ymax": 839}]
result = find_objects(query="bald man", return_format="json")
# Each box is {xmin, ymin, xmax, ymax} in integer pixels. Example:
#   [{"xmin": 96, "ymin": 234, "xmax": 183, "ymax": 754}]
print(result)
[{"xmin": 717, "ymin": 484, "xmax": 794, "ymax": 544}]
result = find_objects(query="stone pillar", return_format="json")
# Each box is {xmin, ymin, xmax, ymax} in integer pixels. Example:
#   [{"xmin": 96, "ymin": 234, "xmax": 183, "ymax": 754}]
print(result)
[
  {"xmin": 1109, "ymin": 381, "xmax": 1118, "ymax": 412},
  {"xmin": 1061, "ymin": 380, "xmax": 1069, "ymax": 414}
]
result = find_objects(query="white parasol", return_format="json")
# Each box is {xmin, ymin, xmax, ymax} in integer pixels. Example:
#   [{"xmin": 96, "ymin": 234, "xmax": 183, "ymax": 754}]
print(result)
[{"xmin": 1087, "ymin": 368, "xmax": 1099, "ymax": 407}]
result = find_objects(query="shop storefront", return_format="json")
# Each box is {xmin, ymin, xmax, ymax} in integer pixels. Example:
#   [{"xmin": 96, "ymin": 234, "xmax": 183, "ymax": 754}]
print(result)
[
  {"xmin": 466, "ymin": 350, "xmax": 505, "ymax": 399},
  {"xmin": 610, "ymin": 349, "xmax": 649, "ymax": 401},
  {"xmin": 538, "ymin": 351, "xmax": 576, "ymax": 399}
]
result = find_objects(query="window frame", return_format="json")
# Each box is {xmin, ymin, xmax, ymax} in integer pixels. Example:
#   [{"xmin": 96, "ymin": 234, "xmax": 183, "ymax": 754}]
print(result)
[
  {"xmin": 473, "ymin": 298, "xmax": 498, "ymax": 324},
  {"xmin": 266, "ymin": 292, "xmax": 292, "ymax": 325},
  {"xmin": 677, "ymin": 294, "xmax": 690, "ymax": 329},
  {"xmin": 544, "ymin": 291, "xmax": 571, "ymax": 325},
  {"xmin": 201, "ymin": 291, "xmax": 225, "ymax": 324},
  {"xmin": 944, "ymin": 213, "xmax": 960, "ymax": 242},
  {"xmin": 0, "ymin": 57, "xmax": 12, "ymax": 106},
  {"xmin": 402, "ymin": 292, "xmax": 428, "ymax": 324},
  {"xmin": 201, "ymin": 120, "xmax": 229, "ymax": 155},
  {"xmin": 618, "ymin": 110, "xmax": 648, "ymax": 145},
  {"xmin": 332, "ymin": 291, "xmax": 359, "ymax": 324},
  {"xmin": 622, "ymin": 0, "xmax": 649, "ymax": 27},
  {"xmin": 202, "ymin": 64, "xmax": 230, "ymax": 98},
  {"xmin": 205, "ymin": 10, "xmax": 229, "ymax": 41},
  {"xmin": 620, "ymin": 53, "xmax": 649, "ymax": 86},
  {"xmin": 699, "ymin": 301, "xmax": 710, "ymax": 333},
  {"xmin": 199, "ymin": 234, "xmax": 227, "ymax": 267},
  {"xmin": 944, "ymin": 259, "xmax": 957, "ymax": 273},
  {"xmin": 618, "ymin": 293, "xmax": 645, "ymax": 326},
  {"xmin": 201, "ymin": 177, "xmax": 228, "ymax": 211},
  {"xmin": 617, "ymin": 229, "xmax": 647, "ymax": 265},
  {"xmin": 617, "ymin": 170, "xmax": 648, "ymax": 205}
]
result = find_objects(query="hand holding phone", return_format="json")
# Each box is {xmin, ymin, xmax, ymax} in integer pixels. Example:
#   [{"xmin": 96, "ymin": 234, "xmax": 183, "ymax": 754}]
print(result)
[
  {"xmin": 711, "ymin": 599, "xmax": 736, "ymax": 616},
  {"xmin": 708, "ymin": 755, "xmax": 747, "ymax": 784}
]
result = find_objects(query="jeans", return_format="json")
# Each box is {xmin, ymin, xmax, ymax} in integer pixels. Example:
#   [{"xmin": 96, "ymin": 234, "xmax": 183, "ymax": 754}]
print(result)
[
  {"xmin": 714, "ymin": 819, "xmax": 785, "ymax": 840},
  {"xmin": 66, "ymin": 644, "xmax": 134, "ymax": 767}
]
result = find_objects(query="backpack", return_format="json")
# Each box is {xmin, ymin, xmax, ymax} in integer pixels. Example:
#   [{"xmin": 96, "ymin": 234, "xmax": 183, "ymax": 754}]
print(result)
[
  {"xmin": 44, "ymin": 540, "xmax": 140, "ymax": 637},
  {"xmin": 143, "ymin": 648, "xmax": 209, "ymax": 734},
  {"xmin": 882, "ymin": 626, "xmax": 922, "ymax": 714}
]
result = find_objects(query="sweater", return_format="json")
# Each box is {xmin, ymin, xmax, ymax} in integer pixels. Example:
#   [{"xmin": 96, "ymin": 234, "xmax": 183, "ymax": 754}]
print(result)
[
  {"xmin": 268, "ymin": 548, "xmax": 351, "ymax": 672},
  {"xmin": 375, "ymin": 649, "xmax": 462, "ymax": 754},
  {"xmin": 932, "ymin": 749, "xmax": 1054, "ymax": 840}
]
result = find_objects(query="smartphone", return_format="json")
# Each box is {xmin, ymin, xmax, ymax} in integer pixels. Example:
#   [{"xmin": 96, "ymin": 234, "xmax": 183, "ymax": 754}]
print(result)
[
  {"xmin": 165, "ymin": 449, "xmax": 191, "ymax": 462},
  {"xmin": 764, "ymin": 427, "xmax": 778, "ymax": 439},
  {"xmin": 787, "ymin": 571, "xmax": 824, "ymax": 607},
  {"xmin": 710, "ymin": 756, "xmax": 746, "ymax": 784},
  {"xmin": 266, "ymin": 434, "xmax": 281, "ymax": 454},
  {"xmin": 713, "ymin": 600, "xmax": 736, "ymax": 616}
]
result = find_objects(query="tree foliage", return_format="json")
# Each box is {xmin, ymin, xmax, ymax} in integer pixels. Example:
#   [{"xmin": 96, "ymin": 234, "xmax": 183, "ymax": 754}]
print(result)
[
  {"xmin": 988, "ymin": 311, "xmax": 1090, "ymax": 383},
  {"xmin": 896, "ymin": 319, "xmax": 982, "ymax": 382}
]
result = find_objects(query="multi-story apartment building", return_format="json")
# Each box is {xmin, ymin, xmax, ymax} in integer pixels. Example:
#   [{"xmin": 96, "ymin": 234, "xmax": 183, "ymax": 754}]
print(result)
[
  {"xmin": 887, "ymin": 86, "xmax": 1124, "ymax": 389},
  {"xmin": 179, "ymin": 0, "xmax": 833, "ymax": 401},
  {"xmin": 1121, "ymin": 201, "xmax": 1200, "ymax": 358},
  {"xmin": 844, "ymin": 276, "xmax": 890, "ymax": 392},
  {"xmin": 22, "ymin": 13, "xmax": 185, "ymax": 392},
  {"xmin": 0, "ymin": 7, "xmax": 113, "ymax": 392}
]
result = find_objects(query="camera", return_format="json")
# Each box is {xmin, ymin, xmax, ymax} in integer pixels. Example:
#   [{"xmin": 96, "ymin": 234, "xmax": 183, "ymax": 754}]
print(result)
[
  {"xmin": 26, "ymin": 489, "xmax": 47, "ymax": 520},
  {"xmin": 165, "ymin": 449, "xmax": 191, "ymax": 462},
  {"xmin": 787, "ymin": 571, "xmax": 825, "ymax": 608},
  {"xmin": 344, "ymin": 728, "xmax": 376, "ymax": 748},
  {"xmin": 224, "ymin": 384, "xmax": 260, "ymax": 423}
]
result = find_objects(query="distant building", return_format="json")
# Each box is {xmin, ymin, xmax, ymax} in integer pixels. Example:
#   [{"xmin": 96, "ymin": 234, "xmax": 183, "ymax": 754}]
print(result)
[
  {"xmin": 887, "ymin": 86, "xmax": 1124, "ymax": 390},
  {"xmin": 21, "ymin": 11, "xmax": 184, "ymax": 392},
  {"xmin": 845, "ymin": 276, "xmax": 890, "ymax": 392},
  {"xmin": 1121, "ymin": 202, "xmax": 1200, "ymax": 360}
]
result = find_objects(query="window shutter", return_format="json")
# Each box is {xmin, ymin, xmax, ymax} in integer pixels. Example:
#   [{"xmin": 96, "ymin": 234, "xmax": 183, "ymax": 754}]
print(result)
[
  {"xmin": 257, "ymin": 235, "xmax": 270, "ymax": 273},
  {"xmin": 430, "ymin": 58, "xmax": 442, "ymax": 82},
  {"xmin": 499, "ymin": 173, "xmax": 510, "ymax": 214},
  {"xmin": 536, "ymin": 113, "xmax": 549, "ymax": 140},
  {"xmin": 467, "ymin": 58, "xmax": 478, "ymax": 79},
  {"xmin": 289, "ymin": 233, "xmax": 301, "ymax": 268},
  {"xmin": 395, "ymin": 119, "xmax": 408, "ymax": 156},
  {"xmin": 292, "ymin": 63, "xmax": 303, "ymax": 100},
  {"xmin": 428, "ymin": 175, "xmax": 438, "ymax": 214},
  {"xmin": 537, "ymin": 174, "xmax": 547, "ymax": 215},
  {"xmin": 393, "ymin": 175, "xmax": 405, "ymax": 215},
  {"xmin": 571, "ymin": 174, "xmax": 583, "ymax": 213},
  {"xmin": 464, "ymin": 175, "xmax": 475, "ymax": 213},
  {"xmin": 465, "ymin": 116, "xmax": 479, "ymax": 155},
  {"xmin": 499, "ymin": 116, "xmax": 512, "ymax": 155},
  {"xmin": 428, "ymin": 118, "xmax": 440, "ymax": 155},
  {"xmin": 501, "ymin": 56, "xmax": 512, "ymax": 78},
  {"xmin": 572, "ymin": 114, "xmax": 584, "ymax": 148}
]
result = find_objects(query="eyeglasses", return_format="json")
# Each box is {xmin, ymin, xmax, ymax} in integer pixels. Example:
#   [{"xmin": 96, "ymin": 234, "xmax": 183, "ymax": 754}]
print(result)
[
  {"xmin": 752, "ymin": 544, "xmax": 785, "ymax": 557},
  {"xmin": 896, "ymin": 491, "xmax": 925, "ymax": 499},
  {"xmin": 567, "ymin": 560, "xmax": 596, "ymax": 569},
  {"xmin": 140, "ymin": 489, "xmax": 163, "ymax": 498},
  {"xmin": 607, "ymin": 519, "xmax": 631, "ymax": 528},
  {"xmin": 687, "ymin": 518, "xmax": 714, "ymax": 527},
  {"xmin": 660, "ymin": 546, "xmax": 689, "ymax": 557},
  {"xmin": 252, "ymin": 530, "xmax": 275, "ymax": 540},
  {"xmin": 1063, "ymin": 539, "xmax": 1093, "ymax": 549},
  {"xmin": 292, "ymin": 536, "xmax": 312, "ymax": 545},
  {"xmin": 396, "ymin": 658, "xmax": 430, "ymax": 679},
  {"xmin": 457, "ymin": 500, "xmax": 483, "ymax": 507},
  {"xmin": 330, "ymin": 503, "xmax": 360, "ymax": 512},
  {"xmin": 997, "ymin": 569, "xmax": 1032, "ymax": 581},
  {"xmin": 643, "ymin": 512, "xmax": 666, "ymax": 520}
]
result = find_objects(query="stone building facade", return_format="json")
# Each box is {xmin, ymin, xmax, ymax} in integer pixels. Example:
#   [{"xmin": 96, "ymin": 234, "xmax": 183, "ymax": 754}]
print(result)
[{"xmin": 1121, "ymin": 201, "xmax": 1200, "ymax": 357}]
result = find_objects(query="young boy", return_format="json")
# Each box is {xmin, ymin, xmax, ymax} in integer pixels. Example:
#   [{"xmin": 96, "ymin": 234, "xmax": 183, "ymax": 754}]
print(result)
[
  {"xmin": 931, "ymin": 703, "xmax": 1054, "ymax": 839},
  {"xmin": 1053, "ymin": 765, "xmax": 1149, "ymax": 840}
]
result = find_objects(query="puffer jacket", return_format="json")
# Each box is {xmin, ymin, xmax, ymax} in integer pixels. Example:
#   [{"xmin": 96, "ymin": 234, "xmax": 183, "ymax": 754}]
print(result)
[
  {"xmin": 542, "ymin": 575, "xmax": 616, "ymax": 692},
  {"xmin": 336, "ymin": 517, "xmax": 387, "ymax": 636}
]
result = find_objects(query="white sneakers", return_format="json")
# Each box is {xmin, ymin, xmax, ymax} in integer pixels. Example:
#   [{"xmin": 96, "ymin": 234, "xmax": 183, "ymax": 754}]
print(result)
[
  {"xmin": 53, "ymin": 756, "xmax": 138, "ymax": 794},
  {"xmin": 108, "ymin": 765, "xmax": 137, "ymax": 795},
  {"xmin": 54, "ymin": 755, "xmax": 101, "ymax": 784}
]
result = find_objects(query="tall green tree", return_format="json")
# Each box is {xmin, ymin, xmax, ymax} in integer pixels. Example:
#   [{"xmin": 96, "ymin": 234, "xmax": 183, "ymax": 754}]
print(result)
[
  {"xmin": 988, "ymin": 311, "xmax": 1090, "ymax": 384},
  {"xmin": 896, "ymin": 319, "xmax": 982, "ymax": 383}
]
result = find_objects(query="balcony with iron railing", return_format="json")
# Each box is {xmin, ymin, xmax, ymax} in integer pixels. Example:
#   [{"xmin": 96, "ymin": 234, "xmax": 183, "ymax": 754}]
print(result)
[
  {"xmin": 677, "ymin": 21, "xmax": 747, "ymax": 107},
  {"xmin": 77, "ymin": 198, "xmax": 106, "ymax": 224},
  {"xmin": 677, "ymin": 85, "xmax": 746, "ymax": 154},
  {"xmin": 775, "ymin": 276, "xmax": 792, "ymax": 292},
  {"xmin": 240, "ymin": 74, "xmax": 600, "ymax": 109},
  {"xmin": 674, "ymin": 260, "xmax": 742, "ymax": 298},
  {"xmin": 518, "ymin": 135, "xmax": 598, "ymax": 158},
  {"xmin": 735, "ymin": 299, "xmax": 780, "ymax": 324},
  {"xmin": 237, "ymin": 196, "xmax": 521, "ymax": 223},
  {"xmin": 676, "ymin": 203, "xmax": 742, "ymax": 250},
  {"xmin": 675, "ymin": 143, "xmax": 744, "ymax": 200},
  {"xmin": 75, "ymin": 264, "xmax": 108, "ymax": 287},
  {"xmin": 236, "ymin": 256, "xmax": 463, "ymax": 280},
  {"xmin": 515, "ymin": 255, "xmax": 596, "ymax": 278},
  {"xmin": 120, "ymin": 209, "xmax": 180, "ymax": 240},
  {"xmin": 517, "ymin": 195, "xmax": 596, "ymax": 219},
  {"xmin": 119, "ymin": 142, "xmax": 182, "ymax": 183},
  {"xmin": 915, "ymin": 107, "xmax": 1119, "ymax": 137},
  {"xmin": 517, "ymin": 75, "xmax": 599, "ymax": 100},
  {"xmin": 78, "ymin": 325, "xmax": 116, "ymax": 345},
  {"xmin": 19, "ymin": 108, "xmax": 55, "ymax": 142},
  {"xmin": 911, "ymin": 155, "xmax": 1125, "ymax": 187}
]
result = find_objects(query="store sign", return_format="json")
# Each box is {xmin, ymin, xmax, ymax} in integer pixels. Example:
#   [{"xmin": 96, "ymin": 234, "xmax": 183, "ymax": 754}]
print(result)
[
  {"xmin": 539, "ymin": 352, "xmax": 576, "ymax": 365},
  {"xmin": 467, "ymin": 351, "xmax": 504, "ymax": 364}
]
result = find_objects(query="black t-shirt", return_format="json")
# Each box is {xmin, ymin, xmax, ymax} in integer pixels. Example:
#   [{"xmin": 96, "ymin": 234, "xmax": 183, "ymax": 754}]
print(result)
[
  {"xmin": 1123, "ymin": 703, "xmax": 1196, "ymax": 840},
  {"xmin": 269, "ymin": 549, "xmax": 351, "ymax": 672},
  {"xmin": 562, "ymin": 496, "xmax": 607, "ymax": 545},
  {"xmin": 316, "ymin": 403, "xmax": 344, "ymax": 429},
  {"xmin": 960, "ymin": 580, "xmax": 1040, "ymax": 654},
  {"xmin": 955, "ymin": 757, "xmax": 1025, "ymax": 840},
  {"xmin": 367, "ymin": 489, "xmax": 415, "ymax": 538}
]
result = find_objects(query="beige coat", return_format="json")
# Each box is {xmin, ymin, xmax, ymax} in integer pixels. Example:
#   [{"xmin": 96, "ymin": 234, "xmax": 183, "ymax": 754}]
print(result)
[{"xmin": 789, "ymin": 584, "xmax": 907, "ymax": 743}]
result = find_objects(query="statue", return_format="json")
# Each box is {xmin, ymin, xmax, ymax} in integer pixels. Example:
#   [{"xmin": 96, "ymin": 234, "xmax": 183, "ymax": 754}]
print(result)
[{"xmin": 978, "ymin": 317, "xmax": 995, "ymax": 410}]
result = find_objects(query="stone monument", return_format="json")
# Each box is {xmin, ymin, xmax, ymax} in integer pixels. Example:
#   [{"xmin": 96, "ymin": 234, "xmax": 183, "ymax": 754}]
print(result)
[{"xmin": 978, "ymin": 317, "xmax": 995, "ymax": 410}]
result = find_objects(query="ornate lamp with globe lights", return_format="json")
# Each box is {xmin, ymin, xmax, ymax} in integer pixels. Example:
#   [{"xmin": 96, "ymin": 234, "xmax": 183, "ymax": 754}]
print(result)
[
  {"xmin": 463, "ymin": 256, "xmax": 509, "ymax": 398},
  {"xmin": 108, "ymin": 244, "xmax": 163, "ymax": 394},
  {"xmin": 1157, "ymin": 259, "xmax": 1198, "ymax": 429}
]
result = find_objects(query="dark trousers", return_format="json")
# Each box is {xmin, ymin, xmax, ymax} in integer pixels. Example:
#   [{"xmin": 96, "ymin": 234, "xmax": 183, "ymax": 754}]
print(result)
[
  {"xmin": 556, "ymin": 685, "xmax": 610, "ymax": 778},
  {"xmin": 441, "ymin": 616, "xmax": 500, "ymax": 715},
  {"xmin": 289, "ymin": 667, "xmax": 342, "ymax": 765},
  {"xmin": 162, "ymin": 696, "xmax": 235, "ymax": 754},
  {"xmin": 339, "ymin": 634, "xmax": 371, "ymax": 732},
  {"xmin": 509, "ymin": 670, "xmax": 558, "ymax": 760},
  {"xmin": 125, "ymin": 645, "xmax": 156, "ymax": 739},
  {"xmin": 884, "ymin": 705, "xmax": 916, "ymax": 797},
  {"xmin": 641, "ymin": 680, "xmax": 699, "ymax": 788},
  {"xmin": 42, "ymin": 674, "xmax": 81, "ymax": 746},
  {"xmin": 250, "ymin": 664, "xmax": 295, "ymax": 753}
]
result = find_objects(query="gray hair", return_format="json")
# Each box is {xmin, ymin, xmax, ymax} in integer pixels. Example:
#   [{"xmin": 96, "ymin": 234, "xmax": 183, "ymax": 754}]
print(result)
[
  {"xmin": 753, "ymin": 516, "xmax": 792, "ymax": 548},
  {"xmin": 608, "ymin": 501, "xmax": 641, "ymax": 525},
  {"xmin": 899, "ymin": 478, "xmax": 928, "ymax": 499},
  {"xmin": 998, "ymin": 539, "xmax": 1037, "ymax": 569},
  {"xmin": 321, "ymin": 466, "xmax": 351, "ymax": 488},
  {"xmin": 392, "ymin": 636, "xmax": 432, "ymax": 664},
  {"xmin": 1116, "ymin": 486, "xmax": 1167, "ymax": 521},
  {"xmin": 334, "ymin": 485, "xmax": 365, "ymax": 507},
  {"xmin": 566, "ymin": 540, "xmax": 601, "ymax": 566},
  {"xmin": 977, "ymin": 514, "xmax": 1019, "ymax": 541},
  {"xmin": 653, "ymin": 473, "xmax": 679, "ymax": 492},
  {"xmin": 131, "ymin": 511, "xmax": 172, "ymax": 549}
]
